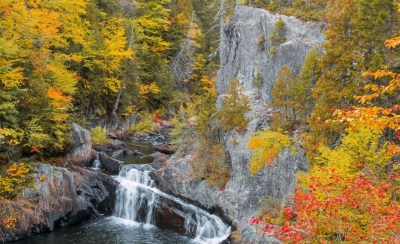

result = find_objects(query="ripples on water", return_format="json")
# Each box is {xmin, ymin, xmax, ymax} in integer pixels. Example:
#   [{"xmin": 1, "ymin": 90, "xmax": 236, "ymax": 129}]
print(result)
[{"xmin": 16, "ymin": 217, "xmax": 194, "ymax": 244}]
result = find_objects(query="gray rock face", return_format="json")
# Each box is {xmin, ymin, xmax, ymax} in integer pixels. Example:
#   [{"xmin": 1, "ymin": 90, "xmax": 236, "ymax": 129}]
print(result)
[
  {"xmin": 156, "ymin": 6, "xmax": 323, "ymax": 243},
  {"xmin": 1, "ymin": 164, "xmax": 117, "ymax": 242},
  {"xmin": 217, "ymin": 6, "xmax": 324, "ymax": 101},
  {"xmin": 68, "ymin": 123, "xmax": 95, "ymax": 166}
]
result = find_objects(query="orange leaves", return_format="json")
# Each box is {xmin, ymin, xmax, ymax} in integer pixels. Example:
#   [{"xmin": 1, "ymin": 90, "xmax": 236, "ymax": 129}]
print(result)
[
  {"xmin": 2, "ymin": 216, "xmax": 16, "ymax": 229},
  {"xmin": 363, "ymin": 69, "xmax": 396, "ymax": 79},
  {"xmin": 0, "ymin": 67, "xmax": 24, "ymax": 88},
  {"xmin": 385, "ymin": 36, "xmax": 400, "ymax": 49},
  {"xmin": 334, "ymin": 106, "xmax": 400, "ymax": 131},
  {"xmin": 47, "ymin": 87, "xmax": 72, "ymax": 108},
  {"xmin": 138, "ymin": 83, "xmax": 161, "ymax": 96},
  {"xmin": 335, "ymin": 67, "xmax": 400, "ymax": 131},
  {"xmin": 7, "ymin": 163, "xmax": 30, "ymax": 178}
]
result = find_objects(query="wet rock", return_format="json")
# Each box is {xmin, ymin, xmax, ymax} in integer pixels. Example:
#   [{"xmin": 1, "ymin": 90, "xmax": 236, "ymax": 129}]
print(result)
[
  {"xmin": 68, "ymin": 123, "xmax": 95, "ymax": 167},
  {"xmin": 99, "ymin": 152, "xmax": 123, "ymax": 174},
  {"xmin": 107, "ymin": 132, "xmax": 119, "ymax": 139},
  {"xmin": 111, "ymin": 149, "xmax": 143, "ymax": 159},
  {"xmin": 110, "ymin": 139, "xmax": 127, "ymax": 150},
  {"xmin": 153, "ymin": 196, "xmax": 187, "ymax": 235},
  {"xmin": 111, "ymin": 149, "xmax": 125, "ymax": 159},
  {"xmin": 93, "ymin": 144, "xmax": 114, "ymax": 153},
  {"xmin": 154, "ymin": 144, "xmax": 175, "ymax": 155},
  {"xmin": 133, "ymin": 150, "xmax": 144, "ymax": 156},
  {"xmin": 1, "ymin": 164, "xmax": 117, "ymax": 242},
  {"xmin": 149, "ymin": 152, "xmax": 170, "ymax": 170}
]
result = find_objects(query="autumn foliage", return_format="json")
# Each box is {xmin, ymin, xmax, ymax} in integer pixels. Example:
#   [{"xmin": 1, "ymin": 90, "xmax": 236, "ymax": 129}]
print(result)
[
  {"xmin": 248, "ymin": 130, "xmax": 293, "ymax": 175},
  {"xmin": 251, "ymin": 4, "xmax": 400, "ymax": 242},
  {"xmin": 250, "ymin": 172, "xmax": 400, "ymax": 243},
  {"xmin": 0, "ymin": 163, "xmax": 32, "ymax": 199}
]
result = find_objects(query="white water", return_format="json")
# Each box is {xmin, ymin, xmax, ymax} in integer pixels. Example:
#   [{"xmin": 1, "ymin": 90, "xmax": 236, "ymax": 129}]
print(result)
[
  {"xmin": 113, "ymin": 167, "xmax": 231, "ymax": 244},
  {"xmin": 92, "ymin": 159, "xmax": 102, "ymax": 170}
]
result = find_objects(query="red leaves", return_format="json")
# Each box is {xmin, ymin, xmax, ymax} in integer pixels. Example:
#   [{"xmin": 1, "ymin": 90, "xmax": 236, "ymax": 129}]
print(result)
[
  {"xmin": 250, "ymin": 174, "xmax": 400, "ymax": 243},
  {"xmin": 153, "ymin": 114, "xmax": 162, "ymax": 123}
]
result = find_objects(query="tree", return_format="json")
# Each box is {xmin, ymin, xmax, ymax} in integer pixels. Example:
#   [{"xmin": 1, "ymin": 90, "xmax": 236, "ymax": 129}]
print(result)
[
  {"xmin": 292, "ymin": 49, "xmax": 321, "ymax": 123},
  {"xmin": 271, "ymin": 65, "xmax": 297, "ymax": 131},
  {"xmin": 217, "ymin": 79, "xmax": 250, "ymax": 132},
  {"xmin": 269, "ymin": 18, "xmax": 287, "ymax": 55}
]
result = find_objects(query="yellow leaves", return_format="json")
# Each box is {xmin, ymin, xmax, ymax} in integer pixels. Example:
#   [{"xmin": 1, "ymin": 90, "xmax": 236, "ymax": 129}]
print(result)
[
  {"xmin": 200, "ymin": 75, "xmax": 216, "ymax": 96},
  {"xmin": 90, "ymin": 126, "xmax": 110, "ymax": 144},
  {"xmin": 248, "ymin": 130, "xmax": 293, "ymax": 175},
  {"xmin": 139, "ymin": 83, "xmax": 161, "ymax": 95},
  {"xmin": 0, "ymin": 67, "xmax": 24, "ymax": 88},
  {"xmin": 29, "ymin": 8, "xmax": 62, "ymax": 47},
  {"xmin": 134, "ymin": 0, "xmax": 172, "ymax": 55},
  {"xmin": 0, "ymin": 163, "xmax": 32, "ymax": 199},
  {"xmin": 104, "ymin": 78, "xmax": 122, "ymax": 93},
  {"xmin": 46, "ymin": 62, "xmax": 78, "ymax": 94},
  {"xmin": 0, "ymin": 128, "xmax": 20, "ymax": 146},
  {"xmin": 102, "ymin": 17, "xmax": 133, "ymax": 72}
]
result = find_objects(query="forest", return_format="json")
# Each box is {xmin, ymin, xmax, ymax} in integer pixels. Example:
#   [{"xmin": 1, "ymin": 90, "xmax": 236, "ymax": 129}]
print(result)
[{"xmin": 0, "ymin": 0, "xmax": 399, "ymax": 243}]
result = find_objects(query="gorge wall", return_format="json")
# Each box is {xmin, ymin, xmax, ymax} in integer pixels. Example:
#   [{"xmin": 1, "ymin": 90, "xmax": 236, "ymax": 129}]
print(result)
[{"xmin": 156, "ymin": 6, "xmax": 324, "ymax": 243}]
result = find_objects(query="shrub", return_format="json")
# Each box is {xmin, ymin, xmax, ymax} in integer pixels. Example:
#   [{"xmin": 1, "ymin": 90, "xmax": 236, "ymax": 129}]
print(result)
[
  {"xmin": 129, "ymin": 114, "xmax": 157, "ymax": 134},
  {"xmin": 90, "ymin": 126, "xmax": 110, "ymax": 144},
  {"xmin": 269, "ymin": 18, "xmax": 287, "ymax": 55},
  {"xmin": 247, "ymin": 129, "xmax": 294, "ymax": 175},
  {"xmin": 257, "ymin": 35, "xmax": 266, "ymax": 50},
  {"xmin": 191, "ymin": 141, "xmax": 230, "ymax": 187},
  {"xmin": 0, "ymin": 163, "xmax": 33, "ymax": 199}
]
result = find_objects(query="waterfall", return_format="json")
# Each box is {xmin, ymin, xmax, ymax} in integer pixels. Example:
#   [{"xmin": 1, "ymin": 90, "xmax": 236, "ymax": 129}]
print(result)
[
  {"xmin": 92, "ymin": 159, "xmax": 102, "ymax": 170},
  {"xmin": 113, "ymin": 167, "xmax": 231, "ymax": 244}
]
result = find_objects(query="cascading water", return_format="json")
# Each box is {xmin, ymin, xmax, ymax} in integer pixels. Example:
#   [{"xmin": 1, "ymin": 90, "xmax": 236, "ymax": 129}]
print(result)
[{"xmin": 113, "ymin": 166, "xmax": 231, "ymax": 244}]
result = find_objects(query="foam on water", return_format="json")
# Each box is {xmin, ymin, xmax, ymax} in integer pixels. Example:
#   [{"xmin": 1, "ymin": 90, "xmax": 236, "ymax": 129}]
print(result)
[{"xmin": 113, "ymin": 167, "xmax": 231, "ymax": 244}]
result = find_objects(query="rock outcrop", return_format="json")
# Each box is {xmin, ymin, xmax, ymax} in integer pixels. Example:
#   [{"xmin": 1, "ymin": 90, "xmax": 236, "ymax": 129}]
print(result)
[
  {"xmin": 217, "ymin": 6, "xmax": 324, "ymax": 100},
  {"xmin": 1, "ymin": 164, "xmax": 117, "ymax": 242},
  {"xmin": 155, "ymin": 6, "xmax": 324, "ymax": 243},
  {"xmin": 68, "ymin": 123, "xmax": 96, "ymax": 167}
]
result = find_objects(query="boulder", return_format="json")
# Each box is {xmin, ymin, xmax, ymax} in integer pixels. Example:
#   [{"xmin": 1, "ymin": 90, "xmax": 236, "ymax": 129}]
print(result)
[
  {"xmin": 149, "ymin": 152, "xmax": 169, "ymax": 170},
  {"xmin": 68, "ymin": 123, "xmax": 95, "ymax": 167},
  {"xmin": 1, "ymin": 164, "xmax": 117, "ymax": 242},
  {"xmin": 154, "ymin": 144, "xmax": 175, "ymax": 155},
  {"xmin": 99, "ymin": 152, "xmax": 123, "ymax": 174},
  {"xmin": 111, "ymin": 149, "xmax": 125, "ymax": 159}
]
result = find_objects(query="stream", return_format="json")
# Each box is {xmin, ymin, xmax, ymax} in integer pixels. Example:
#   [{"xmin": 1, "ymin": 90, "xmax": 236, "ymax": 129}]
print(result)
[{"xmin": 15, "ymin": 139, "xmax": 231, "ymax": 244}]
